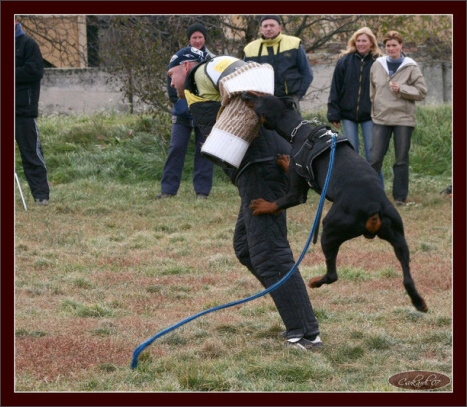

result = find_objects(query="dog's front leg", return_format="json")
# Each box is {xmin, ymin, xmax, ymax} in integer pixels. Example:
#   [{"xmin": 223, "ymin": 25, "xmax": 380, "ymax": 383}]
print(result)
[
  {"xmin": 276, "ymin": 154, "xmax": 290, "ymax": 173},
  {"xmin": 309, "ymin": 210, "xmax": 343, "ymax": 288},
  {"xmin": 275, "ymin": 164, "xmax": 309, "ymax": 211}
]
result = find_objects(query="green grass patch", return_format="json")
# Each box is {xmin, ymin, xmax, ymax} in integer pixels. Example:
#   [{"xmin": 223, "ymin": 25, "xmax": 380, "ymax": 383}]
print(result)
[{"xmin": 14, "ymin": 105, "xmax": 452, "ymax": 392}]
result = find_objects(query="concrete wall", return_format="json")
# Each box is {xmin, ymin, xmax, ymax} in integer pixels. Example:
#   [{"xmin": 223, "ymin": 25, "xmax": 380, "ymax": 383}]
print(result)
[
  {"xmin": 40, "ymin": 68, "xmax": 130, "ymax": 115},
  {"xmin": 300, "ymin": 61, "xmax": 452, "ymax": 113},
  {"xmin": 39, "ymin": 62, "xmax": 452, "ymax": 116}
]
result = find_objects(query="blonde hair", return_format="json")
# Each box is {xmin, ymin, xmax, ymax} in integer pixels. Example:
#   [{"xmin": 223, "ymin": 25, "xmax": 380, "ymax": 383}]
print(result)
[{"xmin": 340, "ymin": 27, "xmax": 383, "ymax": 58}]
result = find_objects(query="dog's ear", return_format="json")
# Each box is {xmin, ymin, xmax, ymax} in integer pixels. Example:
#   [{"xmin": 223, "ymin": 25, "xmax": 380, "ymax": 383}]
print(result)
[
  {"xmin": 241, "ymin": 91, "xmax": 261, "ymax": 104},
  {"xmin": 279, "ymin": 96, "xmax": 297, "ymax": 110},
  {"xmin": 241, "ymin": 91, "xmax": 258, "ymax": 111},
  {"xmin": 240, "ymin": 91, "xmax": 253, "ymax": 102},
  {"xmin": 241, "ymin": 92, "xmax": 280, "ymax": 129}
]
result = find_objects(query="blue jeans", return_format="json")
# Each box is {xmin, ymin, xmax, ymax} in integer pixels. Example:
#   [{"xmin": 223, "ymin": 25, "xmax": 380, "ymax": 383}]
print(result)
[
  {"xmin": 341, "ymin": 119, "xmax": 374, "ymax": 161},
  {"xmin": 342, "ymin": 120, "xmax": 373, "ymax": 161},
  {"xmin": 369, "ymin": 124, "xmax": 414, "ymax": 202},
  {"xmin": 342, "ymin": 119, "xmax": 384, "ymax": 186},
  {"xmin": 160, "ymin": 122, "xmax": 214, "ymax": 196}
]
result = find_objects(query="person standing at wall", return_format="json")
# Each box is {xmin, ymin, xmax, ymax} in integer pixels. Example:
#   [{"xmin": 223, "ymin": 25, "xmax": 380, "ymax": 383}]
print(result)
[
  {"xmin": 370, "ymin": 31, "xmax": 427, "ymax": 206},
  {"xmin": 369, "ymin": 30, "xmax": 427, "ymax": 206},
  {"xmin": 243, "ymin": 15, "xmax": 313, "ymax": 112},
  {"xmin": 15, "ymin": 18, "xmax": 50, "ymax": 206},
  {"xmin": 327, "ymin": 27, "xmax": 383, "ymax": 163},
  {"xmin": 156, "ymin": 23, "xmax": 215, "ymax": 199}
]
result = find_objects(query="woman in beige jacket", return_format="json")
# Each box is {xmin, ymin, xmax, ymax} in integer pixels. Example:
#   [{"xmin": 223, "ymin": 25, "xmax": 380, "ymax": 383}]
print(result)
[{"xmin": 369, "ymin": 30, "xmax": 427, "ymax": 205}]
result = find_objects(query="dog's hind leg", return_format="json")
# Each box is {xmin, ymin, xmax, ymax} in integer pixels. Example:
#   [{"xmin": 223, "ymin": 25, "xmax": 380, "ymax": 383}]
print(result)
[
  {"xmin": 377, "ymin": 214, "xmax": 428, "ymax": 312},
  {"xmin": 391, "ymin": 234, "xmax": 427, "ymax": 312},
  {"xmin": 309, "ymin": 206, "xmax": 368, "ymax": 289}
]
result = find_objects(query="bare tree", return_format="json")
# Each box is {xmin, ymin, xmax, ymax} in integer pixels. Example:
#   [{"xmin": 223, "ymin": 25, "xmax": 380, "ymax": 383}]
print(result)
[
  {"xmin": 18, "ymin": 15, "xmax": 90, "ymax": 68},
  {"xmin": 98, "ymin": 15, "xmax": 227, "ymax": 114}
]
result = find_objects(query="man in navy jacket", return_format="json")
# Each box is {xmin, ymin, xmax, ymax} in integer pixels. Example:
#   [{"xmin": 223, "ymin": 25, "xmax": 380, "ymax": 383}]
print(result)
[{"xmin": 156, "ymin": 24, "xmax": 214, "ymax": 200}]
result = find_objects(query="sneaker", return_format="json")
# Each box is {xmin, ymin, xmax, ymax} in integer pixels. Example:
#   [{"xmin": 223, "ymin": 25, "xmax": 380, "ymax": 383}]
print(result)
[
  {"xmin": 35, "ymin": 198, "xmax": 49, "ymax": 206},
  {"xmin": 395, "ymin": 200, "xmax": 405, "ymax": 206},
  {"xmin": 286, "ymin": 336, "xmax": 323, "ymax": 350},
  {"xmin": 196, "ymin": 193, "xmax": 208, "ymax": 199},
  {"xmin": 155, "ymin": 193, "xmax": 175, "ymax": 199},
  {"xmin": 440, "ymin": 185, "xmax": 452, "ymax": 195}
]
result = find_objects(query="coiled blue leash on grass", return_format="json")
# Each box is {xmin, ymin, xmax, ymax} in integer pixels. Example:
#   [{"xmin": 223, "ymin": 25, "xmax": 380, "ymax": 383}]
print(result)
[{"xmin": 131, "ymin": 134, "xmax": 338, "ymax": 369}]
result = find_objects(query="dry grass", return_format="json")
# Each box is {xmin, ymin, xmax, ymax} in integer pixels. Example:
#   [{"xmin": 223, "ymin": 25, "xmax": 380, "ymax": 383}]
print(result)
[{"xmin": 14, "ymin": 176, "xmax": 453, "ymax": 393}]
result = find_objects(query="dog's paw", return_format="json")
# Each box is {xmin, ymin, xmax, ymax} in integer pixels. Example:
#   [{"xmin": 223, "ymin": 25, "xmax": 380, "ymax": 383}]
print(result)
[
  {"xmin": 308, "ymin": 277, "xmax": 323, "ymax": 288},
  {"xmin": 414, "ymin": 299, "xmax": 428, "ymax": 313},
  {"xmin": 249, "ymin": 198, "xmax": 266, "ymax": 215},
  {"xmin": 249, "ymin": 199, "xmax": 279, "ymax": 215},
  {"xmin": 277, "ymin": 154, "xmax": 290, "ymax": 173}
]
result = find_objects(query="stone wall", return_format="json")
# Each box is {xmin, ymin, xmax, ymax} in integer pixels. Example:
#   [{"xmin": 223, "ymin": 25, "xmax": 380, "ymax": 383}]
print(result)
[{"xmin": 39, "ymin": 60, "xmax": 452, "ymax": 116}]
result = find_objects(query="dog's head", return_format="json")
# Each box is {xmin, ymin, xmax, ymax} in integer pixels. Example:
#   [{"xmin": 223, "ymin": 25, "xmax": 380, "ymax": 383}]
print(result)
[{"xmin": 241, "ymin": 91, "xmax": 297, "ymax": 130}]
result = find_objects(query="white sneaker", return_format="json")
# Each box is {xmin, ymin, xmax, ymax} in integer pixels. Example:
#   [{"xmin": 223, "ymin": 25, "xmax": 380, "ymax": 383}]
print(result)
[{"xmin": 286, "ymin": 336, "xmax": 323, "ymax": 350}]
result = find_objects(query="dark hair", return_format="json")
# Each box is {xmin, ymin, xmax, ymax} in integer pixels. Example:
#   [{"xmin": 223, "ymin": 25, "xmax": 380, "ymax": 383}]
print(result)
[
  {"xmin": 187, "ymin": 23, "xmax": 207, "ymax": 40},
  {"xmin": 383, "ymin": 30, "xmax": 403, "ymax": 45},
  {"xmin": 260, "ymin": 15, "xmax": 281, "ymax": 25}
]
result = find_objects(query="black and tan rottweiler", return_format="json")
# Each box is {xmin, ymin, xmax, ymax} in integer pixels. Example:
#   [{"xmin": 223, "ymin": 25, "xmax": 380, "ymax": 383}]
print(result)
[{"xmin": 241, "ymin": 91, "xmax": 427, "ymax": 313}]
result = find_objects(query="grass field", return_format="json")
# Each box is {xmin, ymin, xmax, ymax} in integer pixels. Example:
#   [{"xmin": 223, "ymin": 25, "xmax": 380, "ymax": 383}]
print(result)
[{"xmin": 13, "ymin": 106, "xmax": 453, "ymax": 393}]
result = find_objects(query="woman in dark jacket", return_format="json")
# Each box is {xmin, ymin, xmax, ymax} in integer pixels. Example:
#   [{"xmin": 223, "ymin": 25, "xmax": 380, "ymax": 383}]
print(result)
[{"xmin": 327, "ymin": 27, "xmax": 382, "ymax": 163}]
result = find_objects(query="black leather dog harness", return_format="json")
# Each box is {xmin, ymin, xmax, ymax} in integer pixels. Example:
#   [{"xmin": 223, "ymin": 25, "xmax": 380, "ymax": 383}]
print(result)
[{"xmin": 292, "ymin": 125, "xmax": 351, "ymax": 194}]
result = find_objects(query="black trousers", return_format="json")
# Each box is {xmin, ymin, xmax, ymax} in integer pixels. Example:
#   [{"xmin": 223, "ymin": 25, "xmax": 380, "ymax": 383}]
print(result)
[
  {"xmin": 369, "ymin": 124, "xmax": 413, "ymax": 202},
  {"xmin": 15, "ymin": 116, "xmax": 49, "ymax": 200},
  {"xmin": 233, "ymin": 160, "xmax": 320, "ymax": 340}
]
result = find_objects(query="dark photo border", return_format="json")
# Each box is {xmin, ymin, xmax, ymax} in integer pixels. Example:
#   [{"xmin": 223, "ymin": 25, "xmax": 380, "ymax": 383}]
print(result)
[{"xmin": 2, "ymin": 2, "xmax": 465, "ymax": 406}]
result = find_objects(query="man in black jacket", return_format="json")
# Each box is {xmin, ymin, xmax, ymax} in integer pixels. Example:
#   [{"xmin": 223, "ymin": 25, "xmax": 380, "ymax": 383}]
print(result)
[
  {"xmin": 15, "ymin": 19, "xmax": 49, "ymax": 205},
  {"xmin": 243, "ymin": 15, "xmax": 313, "ymax": 113},
  {"xmin": 167, "ymin": 47, "xmax": 323, "ymax": 350}
]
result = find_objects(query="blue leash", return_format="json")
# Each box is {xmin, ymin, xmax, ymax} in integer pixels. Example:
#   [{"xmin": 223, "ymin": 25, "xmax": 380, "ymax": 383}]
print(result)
[{"xmin": 131, "ymin": 134, "xmax": 338, "ymax": 369}]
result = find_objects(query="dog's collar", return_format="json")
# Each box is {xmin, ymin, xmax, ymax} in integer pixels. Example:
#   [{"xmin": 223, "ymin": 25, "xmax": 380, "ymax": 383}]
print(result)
[
  {"xmin": 290, "ymin": 118, "xmax": 322, "ymax": 143},
  {"xmin": 290, "ymin": 121, "xmax": 309, "ymax": 142}
]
